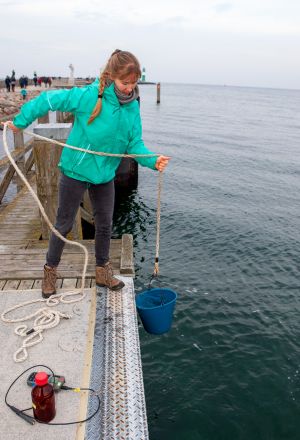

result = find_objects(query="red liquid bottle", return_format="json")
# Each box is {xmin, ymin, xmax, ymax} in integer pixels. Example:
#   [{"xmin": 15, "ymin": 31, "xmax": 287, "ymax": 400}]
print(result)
[{"xmin": 31, "ymin": 372, "xmax": 56, "ymax": 423}]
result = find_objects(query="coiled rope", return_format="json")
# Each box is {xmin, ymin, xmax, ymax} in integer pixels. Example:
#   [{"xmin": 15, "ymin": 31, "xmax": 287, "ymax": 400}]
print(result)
[{"xmin": 1, "ymin": 122, "xmax": 163, "ymax": 361}]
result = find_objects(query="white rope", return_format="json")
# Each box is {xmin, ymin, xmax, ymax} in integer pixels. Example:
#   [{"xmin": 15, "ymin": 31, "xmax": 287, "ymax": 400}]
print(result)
[
  {"xmin": 23, "ymin": 129, "xmax": 160, "ymax": 158},
  {"xmin": 154, "ymin": 172, "xmax": 162, "ymax": 276},
  {"xmin": 13, "ymin": 309, "xmax": 71, "ymax": 363},
  {"xmin": 1, "ymin": 122, "xmax": 163, "ymax": 361},
  {"xmin": 2, "ymin": 122, "xmax": 89, "ymax": 362}
]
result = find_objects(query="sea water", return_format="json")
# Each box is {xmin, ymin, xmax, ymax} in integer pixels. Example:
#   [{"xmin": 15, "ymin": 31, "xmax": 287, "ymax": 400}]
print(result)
[
  {"xmin": 113, "ymin": 83, "xmax": 300, "ymax": 440},
  {"xmin": 2, "ymin": 82, "xmax": 300, "ymax": 439}
]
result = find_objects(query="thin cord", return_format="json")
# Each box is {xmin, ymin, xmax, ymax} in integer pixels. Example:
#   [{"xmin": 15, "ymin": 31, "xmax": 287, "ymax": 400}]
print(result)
[{"xmin": 5, "ymin": 364, "xmax": 100, "ymax": 426}]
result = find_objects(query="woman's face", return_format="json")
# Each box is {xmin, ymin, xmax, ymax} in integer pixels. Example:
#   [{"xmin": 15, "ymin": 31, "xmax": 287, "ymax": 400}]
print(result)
[{"xmin": 114, "ymin": 75, "xmax": 138, "ymax": 95}]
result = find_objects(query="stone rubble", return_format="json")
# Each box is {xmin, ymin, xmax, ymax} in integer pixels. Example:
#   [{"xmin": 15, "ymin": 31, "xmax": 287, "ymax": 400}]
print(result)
[{"xmin": 0, "ymin": 85, "xmax": 48, "ymax": 119}]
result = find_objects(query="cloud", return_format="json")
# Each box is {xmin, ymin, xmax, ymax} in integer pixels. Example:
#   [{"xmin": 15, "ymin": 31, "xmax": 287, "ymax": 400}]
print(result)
[
  {"xmin": 2, "ymin": 0, "xmax": 300, "ymax": 36},
  {"xmin": 1, "ymin": 0, "xmax": 300, "ymax": 88},
  {"xmin": 214, "ymin": 3, "xmax": 234, "ymax": 14}
]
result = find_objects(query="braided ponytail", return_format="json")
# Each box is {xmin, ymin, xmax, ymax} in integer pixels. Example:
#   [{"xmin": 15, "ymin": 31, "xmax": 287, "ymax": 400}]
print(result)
[
  {"xmin": 88, "ymin": 71, "xmax": 108, "ymax": 124},
  {"xmin": 88, "ymin": 50, "xmax": 141, "ymax": 124}
]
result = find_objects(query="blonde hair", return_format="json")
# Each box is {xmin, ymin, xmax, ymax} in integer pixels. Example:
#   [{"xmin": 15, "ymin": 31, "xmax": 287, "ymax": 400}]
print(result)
[{"xmin": 88, "ymin": 50, "xmax": 141, "ymax": 124}]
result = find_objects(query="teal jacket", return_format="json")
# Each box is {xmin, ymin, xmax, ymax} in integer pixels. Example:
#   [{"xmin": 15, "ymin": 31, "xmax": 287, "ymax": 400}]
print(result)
[{"xmin": 13, "ymin": 81, "xmax": 157, "ymax": 184}]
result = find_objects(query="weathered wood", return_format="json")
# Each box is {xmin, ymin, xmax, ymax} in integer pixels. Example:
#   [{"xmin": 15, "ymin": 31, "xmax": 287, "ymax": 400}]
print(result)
[
  {"xmin": 25, "ymin": 150, "xmax": 35, "ymax": 174},
  {"xmin": 76, "ymin": 277, "xmax": 92, "ymax": 288},
  {"xmin": 71, "ymin": 210, "xmax": 83, "ymax": 240},
  {"xmin": 38, "ymin": 112, "xmax": 49, "ymax": 123},
  {"xmin": 4, "ymin": 280, "xmax": 20, "ymax": 289},
  {"xmin": 0, "ymin": 161, "xmax": 133, "ymax": 288},
  {"xmin": 0, "ymin": 237, "xmax": 121, "ymax": 280},
  {"xmin": 120, "ymin": 234, "xmax": 134, "ymax": 275},
  {"xmin": 32, "ymin": 123, "xmax": 82, "ymax": 240},
  {"xmin": 61, "ymin": 278, "xmax": 77, "ymax": 289},
  {"xmin": 33, "ymin": 137, "xmax": 62, "ymax": 238},
  {"xmin": 0, "ymin": 139, "xmax": 34, "ymax": 170},
  {"xmin": 18, "ymin": 279, "xmax": 35, "ymax": 289},
  {"xmin": 157, "ymin": 82, "xmax": 161, "ymax": 104},
  {"xmin": 33, "ymin": 279, "xmax": 42, "ymax": 289},
  {"xmin": 80, "ymin": 205, "xmax": 94, "ymax": 225},
  {"xmin": 0, "ymin": 239, "xmax": 121, "ymax": 250},
  {"xmin": 14, "ymin": 131, "xmax": 25, "ymax": 192},
  {"xmin": 56, "ymin": 111, "xmax": 64, "ymax": 123},
  {"xmin": 0, "ymin": 164, "xmax": 15, "ymax": 203},
  {"xmin": 0, "ymin": 270, "xmax": 103, "ymax": 280}
]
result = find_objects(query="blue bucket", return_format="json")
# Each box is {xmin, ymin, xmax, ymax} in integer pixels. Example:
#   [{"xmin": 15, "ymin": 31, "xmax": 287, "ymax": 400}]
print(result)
[{"xmin": 135, "ymin": 288, "xmax": 177, "ymax": 335}]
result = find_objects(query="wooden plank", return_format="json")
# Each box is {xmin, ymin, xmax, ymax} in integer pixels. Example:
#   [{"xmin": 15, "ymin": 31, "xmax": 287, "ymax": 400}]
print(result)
[
  {"xmin": 33, "ymin": 279, "xmax": 42, "ymax": 289},
  {"xmin": 0, "ymin": 244, "xmax": 28, "ymax": 251},
  {"xmin": 0, "ymin": 224, "xmax": 40, "ymax": 230},
  {"xmin": 0, "ymin": 139, "xmax": 34, "ymax": 170},
  {"xmin": 18, "ymin": 280, "xmax": 35, "ymax": 290},
  {"xmin": 76, "ymin": 278, "xmax": 92, "ymax": 288},
  {"xmin": 120, "ymin": 234, "xmax": 134, "ymax": 275},
  {"xmin": 0, "ymin": 164, "xmax": 15, "ymax": 203},
  {"xmin": 0, "ymin": 249, "xmax": 121, "ymax": 259},
  {"xmin": 0, "ymin": 268, "xmax": 117, "ymax": 280},
  {"xmin": 0, "ymin": 260, "xmax": 119, "ymax": 272},
  {"xmin": 14, "ymin": 131, "xmax": 25, "ymax": 192},
  {"xmin": 61, "ymin": 278, "xmax": 78, "ymax": 289},
  {"xmin": 0, "ymin": 217, "xmax": 40, "ymax": 223},
  {"xmin": 38, "ymin": 113, "xmax": 49, "ymax": 123},
  {"xmin": 25, "ymin": 150, "xmax": 35, "ymax": 174},
  {"xmin": 4, "ymin": 280, "xmax": 20, "ymax": 289},
  {"xmin": 80, "ymin": 205, "xmax": 94, "ymax": 225}
]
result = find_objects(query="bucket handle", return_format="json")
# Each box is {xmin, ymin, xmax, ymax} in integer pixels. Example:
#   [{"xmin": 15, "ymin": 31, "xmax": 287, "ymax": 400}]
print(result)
[{"xmin": 147, "ymin": 274, "xmax": 165, "ymax": 306}]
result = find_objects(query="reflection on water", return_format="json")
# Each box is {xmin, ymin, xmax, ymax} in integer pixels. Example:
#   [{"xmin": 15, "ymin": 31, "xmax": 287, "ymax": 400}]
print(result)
[{"xmin": 113, "ymin": 189, "xmax": 154, "ymax": 246}]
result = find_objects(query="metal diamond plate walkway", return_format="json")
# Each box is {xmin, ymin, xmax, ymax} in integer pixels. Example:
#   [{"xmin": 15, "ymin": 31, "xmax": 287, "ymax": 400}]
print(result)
[{"xmin": 86, "ymin": 278, "xmax": 149, "ymax": 440}]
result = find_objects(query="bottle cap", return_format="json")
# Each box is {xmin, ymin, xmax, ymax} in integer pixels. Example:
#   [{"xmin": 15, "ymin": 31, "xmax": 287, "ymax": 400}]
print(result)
[{"xmin": 35, "ymin": 372, "xmax": 48, "ymax": 386}]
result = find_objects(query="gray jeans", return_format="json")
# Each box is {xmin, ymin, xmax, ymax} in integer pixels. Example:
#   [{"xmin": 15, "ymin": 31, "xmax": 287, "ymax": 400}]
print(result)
[{"xmin": 46, "ymin": 173, "xmax": 115, "ymax": 267}]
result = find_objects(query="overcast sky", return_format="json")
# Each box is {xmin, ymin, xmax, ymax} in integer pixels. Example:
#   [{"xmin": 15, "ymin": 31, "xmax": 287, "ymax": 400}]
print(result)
[{"xmin": 1, "ymin": 0, "xmax": 300, "ymax": 89}]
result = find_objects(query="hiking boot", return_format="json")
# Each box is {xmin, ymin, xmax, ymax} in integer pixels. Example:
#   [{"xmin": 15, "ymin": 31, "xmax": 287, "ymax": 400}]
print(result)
[
  {"xmin": 42, "ymin": 264, "xmax": 57, "ymax": 298},
  {"xmin": 95, "ymin": 262, "xmax": 125, "ymax": 291}
]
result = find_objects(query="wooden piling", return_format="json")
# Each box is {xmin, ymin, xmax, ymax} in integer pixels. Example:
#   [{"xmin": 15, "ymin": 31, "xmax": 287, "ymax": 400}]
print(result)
[
  {"xmin": 38, "ymin": 112, "xmax": 49, "ymax": 124},
  {"xmin": 33, "ymin": 123, "xmax": 82, "ymax": 240},
  {"xmin": 157, "ymin": 82, "xmax": 161, "ymax": 104},
  {"xmin": 56, "ymin": 111, "xmax": 64, "ymax": 123}
]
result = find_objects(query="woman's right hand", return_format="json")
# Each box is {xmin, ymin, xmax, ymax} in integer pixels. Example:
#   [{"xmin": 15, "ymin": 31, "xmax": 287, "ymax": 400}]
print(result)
[{"xmin": 1, "ymin": 121, "xmax": 21, "ymax": 133}]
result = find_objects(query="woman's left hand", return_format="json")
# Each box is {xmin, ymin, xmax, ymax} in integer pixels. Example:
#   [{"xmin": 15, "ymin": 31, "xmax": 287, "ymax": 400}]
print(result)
[{"xmin": 155, "ymin": 155, "xmax": 171, "ymax": 172}]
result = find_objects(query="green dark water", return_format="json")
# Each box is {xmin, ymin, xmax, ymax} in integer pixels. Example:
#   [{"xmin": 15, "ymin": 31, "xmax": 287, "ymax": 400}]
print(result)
[{"xmin": 113, "ymin": 83, "xmax": 300, "ymax": 439}]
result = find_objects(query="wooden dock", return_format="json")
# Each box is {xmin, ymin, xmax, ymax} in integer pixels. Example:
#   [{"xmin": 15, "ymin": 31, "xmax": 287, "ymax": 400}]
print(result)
[
  {"xmin": 0, "ymin": 111, "xmax": 135, "ymax": 291},
  {"xmin": 0, "ymin": 99, "xmax": 149, "ymax": 440},
  {"xmin": 0, "ymin": 177, "xmax": 134, "ymax": 291}
]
